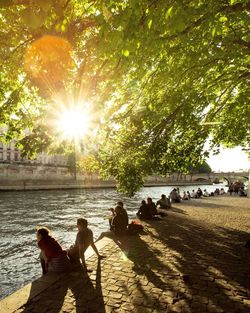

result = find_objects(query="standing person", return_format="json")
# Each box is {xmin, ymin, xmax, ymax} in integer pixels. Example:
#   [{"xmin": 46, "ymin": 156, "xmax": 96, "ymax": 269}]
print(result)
[
  {"xmin": 68, "ymin": 218, "xmax": 105, "ymax": 272},
  {"xmin": 36, "ymin": 227, "xmax": 70, "ymax": 275},
  {"xmin": 156, "ymin": 194, "xmax": 171, "ymax": 209}
]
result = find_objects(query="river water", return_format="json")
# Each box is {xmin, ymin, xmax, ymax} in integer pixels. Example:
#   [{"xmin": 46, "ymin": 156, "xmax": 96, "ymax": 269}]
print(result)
[{"xmin": 0, "ymin": 184, "xmax": 226, "ymax": 300}]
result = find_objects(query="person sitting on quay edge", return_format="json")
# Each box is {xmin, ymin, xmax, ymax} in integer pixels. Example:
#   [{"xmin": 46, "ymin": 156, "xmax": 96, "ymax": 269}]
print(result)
[
  {"xmin": 137, "ymin": 200, "xmax": 153, "ymax": 220},
  {"xmin": 190, "ymin": 190, "xmax": 197, "ymax": 198},
  {"xmin": 182, "ymin": 191, "xmax": 189, "ymax": 200},
  {"xmin": 239, "ymin": 187, "xmax": 247, "ymax": 197},
  {"xmin": 196, "ymin": 188, "xmax": 203, "ymax": 198},
  {"xmin": 116, "ymin": 201, "xmax": 129, "ymax": 227},
  {"xmin": 37, "ymin": 227, "xmax": 70, "ymax": 275},
  {"xmin": 203, "ymin": 189, "xmax": 210, "ymax": 197},
  {"xmin": 170, "ymin": 188, "xmax": 181, "ymax": 203},
  {"xmin": 156, "ymin": 194, "xmax": 171, "ymax": 209},
  {"xmin": 68, "ymin": 218, "xmax": 105, "ymax": 272},
  {"xmin": 220, "ymin": 188, "xmax": 226, "ymax": 195},
  {"xmin": 214, "ymin": 188, "xmax": 220, "ymax": 195},
  {"xmin": 146, "ymin": 197, "xmax": 158, "ymax": 217},
  {"xmin": 110, "ymin": 205, "xmax": 129, "ymax": 237}
]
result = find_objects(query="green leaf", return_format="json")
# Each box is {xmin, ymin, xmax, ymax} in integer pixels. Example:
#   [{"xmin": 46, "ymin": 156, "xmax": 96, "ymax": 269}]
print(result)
[
  {"xmin": 148, "ymin": 19, "xmax": 152, "ymax": 29},
  {"xmin": 123, "ymin": 50, "xmax": 130, "ymax": 57},
  {"xmin": 165, "ymin": 6, "xmax": 173, "ymax": 19},
  {"xmin": 219, "ymin": 16, "xmax": 228, "ymax": 22}
]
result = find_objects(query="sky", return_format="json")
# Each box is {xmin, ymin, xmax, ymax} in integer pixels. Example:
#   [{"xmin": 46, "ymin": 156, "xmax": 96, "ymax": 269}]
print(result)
[{"xmin": 207, "ymin": 147, "xmax": 249, "ymax": 173}]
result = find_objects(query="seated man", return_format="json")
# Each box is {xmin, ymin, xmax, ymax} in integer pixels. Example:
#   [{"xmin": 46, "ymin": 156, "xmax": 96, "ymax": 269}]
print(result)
[
  {"xmin": 137, "ymin": 200, "xmax": 153, "ymax": 220},
  {"xmin": 146, "ymin": 197, "xmax": 158, "ymax": 216},
  {"xmin": 203, "ymin": 189, "xmax": 209, "ymax": 197},
  {"xmin": 156, "ymin": 194, "xmax": 171, "ymax": 209},
  {"xmin": 68, "ymin": 218, "xmax": 104, "ymax": 272},
  {"xmin": 110, "ymin": 205, "xmax": 128, "ymax": 236},
  {"xmin": 117, "ymin": 201, "xmax": 129, "ymax": 226},
  {"xmin": 170, "ymin": 188, "xmax": 181, "ymax": 202}
]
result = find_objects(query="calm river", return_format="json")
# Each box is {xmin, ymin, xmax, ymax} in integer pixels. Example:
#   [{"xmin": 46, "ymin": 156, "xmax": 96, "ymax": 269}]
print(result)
[{"xmin": 0, "ymin": 184, "xmax": 225, "ymax": 300}]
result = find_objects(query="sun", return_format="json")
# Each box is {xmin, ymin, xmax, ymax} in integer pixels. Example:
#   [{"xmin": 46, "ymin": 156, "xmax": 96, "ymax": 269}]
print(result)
[{"xmin": 56, "ymin": 104, "xmax": 92, "ymax": 140}]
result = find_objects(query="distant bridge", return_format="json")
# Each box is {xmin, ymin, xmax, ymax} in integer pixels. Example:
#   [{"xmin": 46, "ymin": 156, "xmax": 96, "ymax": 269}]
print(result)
[
  {"xmin": 192, "ymin": 172, "xmax": 248, "ymax": 185},
  {"xmin": 146, "ymin": 171, "xmax": 249, "ymax": 186}
]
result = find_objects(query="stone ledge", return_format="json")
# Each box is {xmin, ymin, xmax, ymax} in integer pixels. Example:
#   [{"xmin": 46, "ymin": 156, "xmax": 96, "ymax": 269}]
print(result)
[{"xmin": 0, "ymin": 237, "xmax": 113, "ymax": 313}]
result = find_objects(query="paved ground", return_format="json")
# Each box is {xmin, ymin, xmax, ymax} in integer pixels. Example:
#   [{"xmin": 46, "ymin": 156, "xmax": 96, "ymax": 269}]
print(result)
[{"xmin": 1, "ymin": 196, "xmax": 250, "ymax": 313}]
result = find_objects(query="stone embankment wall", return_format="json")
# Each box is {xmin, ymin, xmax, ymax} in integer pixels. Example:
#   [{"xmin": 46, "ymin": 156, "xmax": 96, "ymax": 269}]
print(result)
[{"xmin": 0, "ymin": 163, "xmax": 211, "ymax": 191}]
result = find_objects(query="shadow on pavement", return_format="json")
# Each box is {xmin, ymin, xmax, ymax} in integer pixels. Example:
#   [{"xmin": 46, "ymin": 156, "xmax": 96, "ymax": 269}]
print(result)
[
  {"xmin": 116, "ymin": 211, "xmax": 250, "ymax": 313},
  {"xmin": 20, "ymin": 259, "xmax": 105, "ymax": 313}
]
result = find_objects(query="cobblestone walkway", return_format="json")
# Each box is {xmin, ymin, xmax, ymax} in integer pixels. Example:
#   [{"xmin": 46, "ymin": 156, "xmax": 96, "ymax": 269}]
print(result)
[{"xmin": 1, "ymin": 197, "xmax": 250, "ymax": 313}]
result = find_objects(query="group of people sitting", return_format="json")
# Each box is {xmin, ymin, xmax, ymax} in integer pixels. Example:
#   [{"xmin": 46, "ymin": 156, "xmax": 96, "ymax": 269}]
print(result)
[
  {"xmin": 37, "ymin": 218, "xmax": 105, "ymax": 275},
  {"xmin": 136, "ymin": 195, "xmax": 171, "ymax": 220},
  {"xmin": 169, "ymin": 187, "xmax": 232, "ymax": 201},
  {"xmin": 37, "ymin": 201, "xmax": 131, "ymax": 275},
  {"xmin": 228, "ymin": 182, "xmax": 247, "ymax": 196}
]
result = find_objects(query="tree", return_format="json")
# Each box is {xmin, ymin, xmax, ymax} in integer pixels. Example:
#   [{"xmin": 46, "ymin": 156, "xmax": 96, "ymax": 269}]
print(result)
[
  {"xmin": 0, "ymin": 0, "xmax": 249, "ymax": 195},
  {"xmin": 189, "ymin": 161, "xmax": 212, "ymax": 174}
]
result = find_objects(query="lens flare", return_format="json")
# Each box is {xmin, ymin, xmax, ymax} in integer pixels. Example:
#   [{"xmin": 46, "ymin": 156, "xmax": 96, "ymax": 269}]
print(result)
[
  {"xmin": 55, "ymin": 104, "xmax": 92, "ymax": 140},
  {"xmin": 24, "ymin": 35, "xmax": 73, "ymax": 93}
]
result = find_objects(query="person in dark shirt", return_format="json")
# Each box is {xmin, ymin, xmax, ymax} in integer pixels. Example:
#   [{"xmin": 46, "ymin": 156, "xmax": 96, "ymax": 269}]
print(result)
[
  {"xmin": 137, "ymin": 200, "xmax": 153, "ymax": 220},
  {"xmin": 116, "ymin": 201, "xmax": 129, "ymax": 226},
  {"xmin": 68, "ymin": 218, "xmax": 105, "ymax": 272},
  {"xmin": 37, "ymin": 227, "xmax": 70, "ymax": 274},
  {"xmin": 110, "ymin": 205, "xmax": 128, "ymax": 236},
  {"xmin": 146, "ymin": 197, "xmax": 157, "ymax": 216}
]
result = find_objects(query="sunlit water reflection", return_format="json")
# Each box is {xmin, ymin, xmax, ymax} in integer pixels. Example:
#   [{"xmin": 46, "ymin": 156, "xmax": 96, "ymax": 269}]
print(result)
[{"xmin": 0, "ymin": 184, "xmax": 225, "ymax": 299}]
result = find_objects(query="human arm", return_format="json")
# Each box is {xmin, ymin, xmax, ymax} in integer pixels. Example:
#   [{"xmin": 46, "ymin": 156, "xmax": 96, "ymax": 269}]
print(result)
[
  {"xmin": 90, "ymin": 236, "xmax": 105, "ymax": 259},
  {"xmin": 78, "ymin": 243, "xmax": 87, "ymax": 270}
]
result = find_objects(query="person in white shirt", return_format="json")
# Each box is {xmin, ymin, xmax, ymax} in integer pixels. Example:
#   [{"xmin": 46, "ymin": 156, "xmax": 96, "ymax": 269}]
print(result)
[
  {"xmin": 203, "ymin": 189, "xmax": 209, "ymax": 197},
  {"xmin": 191, "ymin": 190, "xmax": 197, "ymax": 198}
]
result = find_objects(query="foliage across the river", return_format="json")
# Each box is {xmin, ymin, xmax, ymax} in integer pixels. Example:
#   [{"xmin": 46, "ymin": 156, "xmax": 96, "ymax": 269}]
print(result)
[{"xmin": 0, "ymin": 0, "xmax": 249, "ymax": 195}]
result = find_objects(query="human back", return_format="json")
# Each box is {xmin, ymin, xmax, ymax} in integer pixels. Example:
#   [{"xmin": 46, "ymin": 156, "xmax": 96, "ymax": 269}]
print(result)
[
  {"xmin": 111, "ymin": 205, "xmax": 128, "ymax": 236},
  {"xmin": 37, "ymin": 227, "xmax": 70, "ymax": 274}
]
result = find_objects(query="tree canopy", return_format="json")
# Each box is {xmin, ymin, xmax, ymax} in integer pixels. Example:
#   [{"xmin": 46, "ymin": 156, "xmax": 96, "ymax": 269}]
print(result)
[{"xmin": 0, "ymin": 0, "xmax": 249, "ymax": 195}]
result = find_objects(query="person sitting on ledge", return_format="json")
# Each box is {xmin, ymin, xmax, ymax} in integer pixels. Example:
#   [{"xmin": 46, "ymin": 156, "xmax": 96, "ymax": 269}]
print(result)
[
  {"xmin": 146, "ymin": 197, "xmax": 158, "ymax": 216},
  {"xmin": 197, "ymin": 187, "xmax": 203, "ymax": 198},
  {"xmin": 156, "ymin": 194, "xmax": 171, "ymax": 209},
  {"xmin": 137, "ymin": 200, "xmax": 153, "ymax": 220},
  {"xmin": 116, "ymin": 201, "xmax": 129, "ymax": 227},
  {"xmin": 68, "ymin": 218, "xmax": 105, "ymax": 272},
  {"xmin": 182, "ymin": 191, "xmax": 189, "ymax": 200},
  {"xmin": 203, "ymin": 189, "xmax": 209, "ymax": 197},
  {"xmin": 170, "ymin": 188, "xmax": 181, "ymax": 203},
  {"xmin": 36, "ymin": 227, "xmax": 70, "ymax": 275},
  {"xmin": 191, "ymin": 190, "xmax": 197, "ymax": 198},
  {"xmin": 110, "ymin": 205, "xmax": 129, "ymax": 236},
  {"xmin": 220, "ymin": 188, "xmax": 226, "ymax": 195}
]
